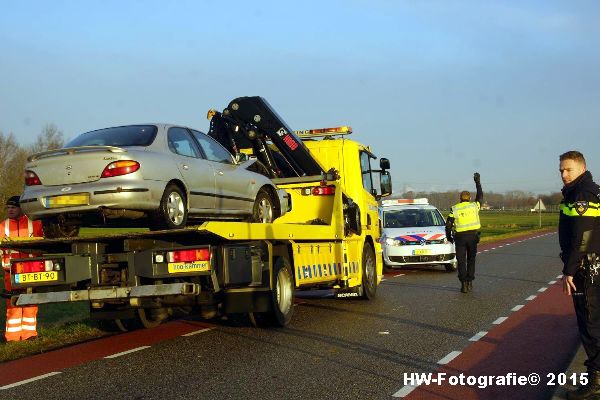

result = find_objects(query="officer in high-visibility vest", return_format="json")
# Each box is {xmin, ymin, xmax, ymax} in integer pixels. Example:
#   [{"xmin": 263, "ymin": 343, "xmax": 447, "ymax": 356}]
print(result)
[
  {"xmin": 1, "ymin": 196, "xmax": 44, "ymax": 341},
  {"xmin": 445, "ymin": 172, "xmax": 483, "ymax": 293},
  {"xmin": 558, "ymin": 151, "xmax": 600, "ymax": 400}
]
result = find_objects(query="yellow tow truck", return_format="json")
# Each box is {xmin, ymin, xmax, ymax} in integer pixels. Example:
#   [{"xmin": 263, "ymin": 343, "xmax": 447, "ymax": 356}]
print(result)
[{"xmin": 1, "ymin": 96, "xmax": 392, "ymax": 328}]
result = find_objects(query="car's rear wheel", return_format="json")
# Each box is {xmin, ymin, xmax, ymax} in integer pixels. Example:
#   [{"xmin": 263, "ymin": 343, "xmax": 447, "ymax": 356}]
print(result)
[
  {"xmin": 41, "ymin": 216, "xmax": 80, "ymax": 238},
  {"xmin": 250, "ymin": 189, "xmax": 277, "ymax": 223},
  {"xmin": 152, "ymin": 184, "xmax": 187, "ymax": 230}
]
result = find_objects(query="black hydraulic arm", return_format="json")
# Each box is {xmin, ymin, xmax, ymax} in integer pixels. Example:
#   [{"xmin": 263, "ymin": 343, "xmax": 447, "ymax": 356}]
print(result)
[{"xmin": 209, "ymin": 96, "xmax": 325, "ymax": 178}]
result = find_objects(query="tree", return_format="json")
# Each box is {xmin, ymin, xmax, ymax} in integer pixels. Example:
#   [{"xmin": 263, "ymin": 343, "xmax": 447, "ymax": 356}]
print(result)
[{"xmin": 30, "ymin": 124, "xmax": 64, "ymax": 153}]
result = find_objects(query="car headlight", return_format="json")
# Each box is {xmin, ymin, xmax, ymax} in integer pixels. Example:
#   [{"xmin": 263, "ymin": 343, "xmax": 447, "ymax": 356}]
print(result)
[
  {"xmin": 385, "ymin": 238, "xmax": 396, "ymax": 246},
  {"xmin": 443, "ymin": 237, "xmax": 448, "ymax": 244}
]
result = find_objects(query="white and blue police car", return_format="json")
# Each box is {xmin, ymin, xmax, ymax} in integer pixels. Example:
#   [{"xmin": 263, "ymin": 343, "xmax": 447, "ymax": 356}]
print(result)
[{"xmin": 379, "ymin": 198, "xmax": 457, "ymax": 272}]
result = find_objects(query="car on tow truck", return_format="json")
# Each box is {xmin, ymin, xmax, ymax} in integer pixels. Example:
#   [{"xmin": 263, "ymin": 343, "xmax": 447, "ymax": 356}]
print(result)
[
  {"xmin": 380, "ymin": 198, "xmax": 457, "ymax": 272},
  {"xmin": 19, "ymin": 124, "xmax": 289, "ymax": 237}
]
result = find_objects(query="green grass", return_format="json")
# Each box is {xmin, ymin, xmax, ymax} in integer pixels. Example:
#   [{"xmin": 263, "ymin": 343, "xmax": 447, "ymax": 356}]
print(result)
[
  {"xmin": 479, "ymin": 211, "xmax": 558, "ymax": 239},
  {"xmin": 0, "ymin": 214, "xmax": 559, "ymax": 361}
]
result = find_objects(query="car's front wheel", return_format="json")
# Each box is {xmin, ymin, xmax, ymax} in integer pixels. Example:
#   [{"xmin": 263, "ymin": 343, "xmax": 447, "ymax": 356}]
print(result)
[
  {"xmin": 152, "ymin": 184, "xmax": 188, "ymax": 230},
  {"xmin": 250, "ymin": 189, "xmax": 277, "ymax": 223}
]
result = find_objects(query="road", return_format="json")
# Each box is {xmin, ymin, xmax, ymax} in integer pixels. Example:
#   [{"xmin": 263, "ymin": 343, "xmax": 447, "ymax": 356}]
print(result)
[{"xmin": 0, "ymin": 231, "xmax": 579, "ymax": 400}]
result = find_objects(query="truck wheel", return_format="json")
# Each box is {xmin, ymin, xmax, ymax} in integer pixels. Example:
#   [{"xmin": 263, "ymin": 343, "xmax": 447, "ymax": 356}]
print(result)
[
  {"xmin": 346, "ymin": 202, "xmax": 362, "ymax": 236},
  {"xmin": 249, "ymin": 257, "xmax": 294, "ymax": 327},
  {"xmin": 358, "ymin": 243, "xmax": 377, "ymax": 300},
  {"xmin": 115, "ymin": 308, "xmax": 170, "ymax": 331},
  {"xmin": 250, "ymin": 189, "xmax": 276, "ymax": 223},
  {"xmin": 41, "ymin": 216, "xmax": 80, "ymax": 238},
  {"xmin": 152, "ymin": 184, "xmax": 187, "ymax": 230}
]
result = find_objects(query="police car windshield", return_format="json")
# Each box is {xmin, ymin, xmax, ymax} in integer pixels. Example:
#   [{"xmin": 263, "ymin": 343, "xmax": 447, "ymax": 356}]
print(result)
[{"xmin": 383, "ymin": 208, "xmax": 445, "ymax": 228}]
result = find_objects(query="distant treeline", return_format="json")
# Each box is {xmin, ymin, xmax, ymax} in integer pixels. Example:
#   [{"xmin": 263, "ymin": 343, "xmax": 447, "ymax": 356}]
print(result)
[
  {"xmin": 395, "ymin": 190, "xmax": 562, "ymax": 212},
  {"xmin": 0, "ymin": 124, "xmax": 64, "ymax": 219}
]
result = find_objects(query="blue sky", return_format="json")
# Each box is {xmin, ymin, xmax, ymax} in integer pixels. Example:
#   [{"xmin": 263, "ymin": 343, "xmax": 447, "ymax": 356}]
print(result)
[{"xmin": 2, "ymin": 1, "xmax": 599, "ymax": 194}]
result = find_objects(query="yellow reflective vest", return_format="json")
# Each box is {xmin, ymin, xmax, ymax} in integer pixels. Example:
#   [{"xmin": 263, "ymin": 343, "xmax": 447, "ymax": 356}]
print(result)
[{"xmin": 450, "ymin": 201, "xmax": 481, "ymax": 232}]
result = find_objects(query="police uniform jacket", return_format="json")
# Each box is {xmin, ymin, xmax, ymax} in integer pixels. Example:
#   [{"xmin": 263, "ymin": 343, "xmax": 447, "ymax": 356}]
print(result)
[{"xmin": 559, "ymin": 170, "xmax": 600, "ymax": 276}]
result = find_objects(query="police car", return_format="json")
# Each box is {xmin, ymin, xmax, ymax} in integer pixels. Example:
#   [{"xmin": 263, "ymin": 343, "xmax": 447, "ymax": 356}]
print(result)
[{"xmin": 379, "ymin": 198, "xmax": 457, "ymax": 272}]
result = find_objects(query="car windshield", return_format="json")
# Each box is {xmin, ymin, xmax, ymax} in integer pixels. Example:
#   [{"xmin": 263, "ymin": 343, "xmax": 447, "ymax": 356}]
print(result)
[
  {"xmin": 383, "ymin": 208, "xmax": 445, "ymax": 228},
  {"xmin": 65, "ymin": 125, "xmax": 158, "ymax": 147}
]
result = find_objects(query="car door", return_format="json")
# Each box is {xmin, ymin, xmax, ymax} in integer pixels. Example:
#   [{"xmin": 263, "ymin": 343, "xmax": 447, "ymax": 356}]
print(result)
[
  {"xmin": 166, "ymin": 127, "xmax": 215, "ymax": 212},
  {"xmin": 191, "ymin": 130, "xmax": 255, "ymax": 213}
]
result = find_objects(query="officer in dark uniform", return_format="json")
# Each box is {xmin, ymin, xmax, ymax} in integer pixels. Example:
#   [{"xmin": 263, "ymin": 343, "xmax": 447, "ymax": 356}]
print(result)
[
  {"xmin": 559, "ymin": 151, "xmax": 600, "ymax": 400},
  {"xmin": 446, "ymin": 172, "xmax": 483, "ymax": 293}
]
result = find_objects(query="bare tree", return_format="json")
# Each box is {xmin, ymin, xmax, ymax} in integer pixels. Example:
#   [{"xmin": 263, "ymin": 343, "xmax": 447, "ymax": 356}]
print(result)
[
  {"xmin": 30, "ymin": 123, "xmax": 64, "ymax": 153},
  {"xmin": 0, "ymin": 131, "xmax": 28, "ymax": 218}
]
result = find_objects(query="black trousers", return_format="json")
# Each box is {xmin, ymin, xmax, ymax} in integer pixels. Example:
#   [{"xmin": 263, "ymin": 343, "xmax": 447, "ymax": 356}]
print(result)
[
  {"xmin": 455, "ymin": 231, "xmax": 479, "ymax": 282},
  {"xmin": 573, "ymin": 270, "xmax": 600, "ymax": 372}
]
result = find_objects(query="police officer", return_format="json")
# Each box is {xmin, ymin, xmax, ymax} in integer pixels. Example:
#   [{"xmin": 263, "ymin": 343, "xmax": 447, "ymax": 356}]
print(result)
[
  {"xmin": 559, "ymin": 151, "xmax": 600, "ymax": 400},
  {"xmin": 445, "ymin": 172, "xmax": 483, "ymax": 293}
]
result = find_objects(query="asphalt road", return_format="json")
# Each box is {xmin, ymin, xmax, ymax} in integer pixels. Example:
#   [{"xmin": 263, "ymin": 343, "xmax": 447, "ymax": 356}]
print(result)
[{"xmin": 1, "ymin": 231, "xmax": 577, "ymax": 400}]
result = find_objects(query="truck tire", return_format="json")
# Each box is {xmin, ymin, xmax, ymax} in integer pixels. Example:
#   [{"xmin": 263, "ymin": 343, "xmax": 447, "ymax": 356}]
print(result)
[
  {"xmin": 152, "ymin": 184, "xmax": 188, "ymax": 230},
  {"xmin": 115, "ymin": 308, "xmax": 170, "ymax": 331},
  {"xmin": 358, "ymin": 243, "xmax": 377, "ymax": 300},
  {"xmin": 346, "ymin": 202, "xmax": 362, "ymax": 236},
  {"xmin": 41, "ymin": 216, "xmax": 80, "ymax": 238},
  {"xmin": 249, "ymin": 257, "xmax": 294, "ymax": 327}
]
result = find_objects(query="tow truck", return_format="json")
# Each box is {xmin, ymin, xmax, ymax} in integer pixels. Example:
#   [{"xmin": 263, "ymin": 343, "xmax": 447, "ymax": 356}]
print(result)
[{"xmin": 1, "ymin": 96, "xmax": 392, "ymax": 329}]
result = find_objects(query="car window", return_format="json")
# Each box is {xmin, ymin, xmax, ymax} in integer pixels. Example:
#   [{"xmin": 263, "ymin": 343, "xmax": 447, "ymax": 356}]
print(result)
[
  {"xmin": 360, "ymin": 151, "xmax": 374, "ymax": 194},
  {"xmin": 167, "ymin": 127, "xmax": 201, "ymax": 158},
  {"xmin": 384, "ymin": 208, "xmax": 445, "ymax": 228},
  {"xmin": 66, "ymin": 125, "xmax": 158, "ymax": 147},
  {"xmin": 192, "ymin": 130, "xmax": 234, "ymax": 164}
]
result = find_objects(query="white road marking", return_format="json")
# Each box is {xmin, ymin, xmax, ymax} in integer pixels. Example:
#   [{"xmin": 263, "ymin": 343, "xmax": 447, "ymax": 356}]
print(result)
[
  {"xmin": 557, "ymin": 274, "xmax": 563, "ymax": 279},
  {"xmin": 493, "ymin": 317, "xmax": 508, "ymax": 325},
  {"xmin": 395, "ymin": 274, "xmax": 405, "ymax": 277},
  {"xmin": 104, "ymin": 346, "xmax": 151, "ymax": 359},
  {"xmin": 0, "ymin": 372, "xmax": 61, "ymax": 390},
  {"xmin": 469, "ymin": 331, "xmax": 488, "ymax": 342},
  {"xmin": 538, "ymin": 287, "xmax": 547, "ymax": 292},
  {"xmin": 549, "ymin": 280, "xmax": 557, "ymax": 285},
  {"xmin": 379, "ymin": 331, "xmax": 390, "ymax": 335},
  {"xmin": 498, "ymin": 245, "xmax": 504, "ymax": 248},
  {"xmin": 526, "ymin": 295, "xmax": 537, "ymax": 301},
  {"xmin": 182, "ymin": 327, "xmax": 215, "ymax": 337},
  {"xmin": 438, "ymin": 351, "xmax": 462, "ymax": 365},
  {"xmin": 381, "ymin": 278, "xmax": 387, "ymax": 282},
  {"xmin": 393, "ymin": 385, "xmax": 417, "ymax": 398},
  {"xmin": 511, "ymin": 305, "xmax": 524, "ymax": 312}
]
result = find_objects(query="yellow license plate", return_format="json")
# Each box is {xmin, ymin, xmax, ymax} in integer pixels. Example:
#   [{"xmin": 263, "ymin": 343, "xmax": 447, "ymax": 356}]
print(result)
[
  {"xmin": 168, "ymin": 261, "xmax": 210, "ymax": 273},
  {"xmin": 15, "ymin": 271, "xmax": 58, "ymax": 284},
  {"xmin": 45, "ymin": 193, "xmax": 90, "ymax": 208},
  {"xmin": 412, "ymin": 249, "xmax": 431, "ymax": 255}
]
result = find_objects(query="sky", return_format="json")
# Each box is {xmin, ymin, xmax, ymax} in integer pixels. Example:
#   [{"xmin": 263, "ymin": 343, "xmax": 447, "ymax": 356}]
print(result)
[{"xmin": 1, "ymin": 0, "xmax": 599, "ymax": 194}]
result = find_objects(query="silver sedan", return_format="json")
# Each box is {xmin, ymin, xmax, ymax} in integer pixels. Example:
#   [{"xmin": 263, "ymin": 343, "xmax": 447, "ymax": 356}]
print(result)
[{"xmin": 20, "ymin": 124, "xmax": 289, "ymax": 237}]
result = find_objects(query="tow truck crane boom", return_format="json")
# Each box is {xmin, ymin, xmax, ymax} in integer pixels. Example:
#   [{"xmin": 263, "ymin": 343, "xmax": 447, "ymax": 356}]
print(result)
[{"xmin": 208, "ymin": 96, "xmax": 325, "ymax": 178}]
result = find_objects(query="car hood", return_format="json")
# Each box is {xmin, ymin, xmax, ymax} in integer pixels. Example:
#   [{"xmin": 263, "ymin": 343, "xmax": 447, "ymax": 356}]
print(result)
[{"xmin": 382, "ymin": 226, "xmax": 447, "ymax": 242}]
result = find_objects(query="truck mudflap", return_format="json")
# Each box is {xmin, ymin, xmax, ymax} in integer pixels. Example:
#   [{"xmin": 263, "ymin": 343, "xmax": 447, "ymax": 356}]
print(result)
[{"xmin": 14, "ymin": 282, "xmax": 201, "ymax": 306}]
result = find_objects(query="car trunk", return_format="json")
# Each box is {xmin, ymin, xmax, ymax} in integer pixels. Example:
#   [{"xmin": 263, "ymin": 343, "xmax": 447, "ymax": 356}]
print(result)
[{"xmin": 28, "ymin": 146, "xmax": 131, "ymax": 186}]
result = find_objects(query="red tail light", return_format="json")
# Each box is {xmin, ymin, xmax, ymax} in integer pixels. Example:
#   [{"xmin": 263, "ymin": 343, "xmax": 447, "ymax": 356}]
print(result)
[
  {"xmin": 101, "ymin": 160, "xmax": 140, "ymax": 178},
  {"xmin": 25, "ymin": 170, "xmax": 42, "ymax": 186},
  {"xmin": 167, "ymin": 248, "xmax": 210, "ymax": 263},
  {"xmin": 11, "ymin": 260, "xmax": 48, "ymax": 274},
  {"xmin": 312, "ymin": 185, "xmax": 336, "ymax": 196}
]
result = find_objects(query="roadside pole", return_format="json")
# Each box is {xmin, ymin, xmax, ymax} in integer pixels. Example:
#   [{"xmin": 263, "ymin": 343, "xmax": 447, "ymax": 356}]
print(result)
[{"xmin": 538, "ymin": 197, "xmax": 542, "ymax": 228}]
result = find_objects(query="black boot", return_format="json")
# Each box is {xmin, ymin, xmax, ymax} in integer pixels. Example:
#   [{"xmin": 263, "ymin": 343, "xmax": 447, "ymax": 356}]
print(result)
[
  {"xmin": 460, "ymin": 282, "xmax": 468, "ymax": 293},
  {"xmin": 567, "ymin": 371, "xmax": 600, "ymax": 399},
  {"xmin": 467, "ymin": 281, "xmax": 473, "ymax": 292}
]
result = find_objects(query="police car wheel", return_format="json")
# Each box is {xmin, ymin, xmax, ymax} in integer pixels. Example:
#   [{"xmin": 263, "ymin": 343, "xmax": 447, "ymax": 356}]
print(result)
[{"xmin": 445, "ymin": 263, "xmax": 457, "ymax": 272}]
